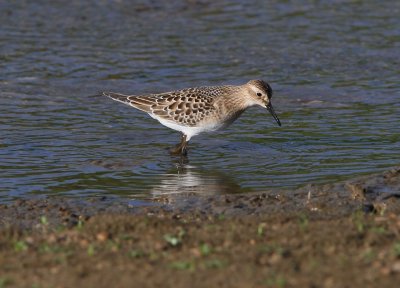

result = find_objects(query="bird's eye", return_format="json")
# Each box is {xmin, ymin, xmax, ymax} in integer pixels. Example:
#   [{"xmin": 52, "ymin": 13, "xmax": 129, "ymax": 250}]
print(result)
[{"xmin": 257, "ymin": 92, "xmax": 262, "ymax": 97}]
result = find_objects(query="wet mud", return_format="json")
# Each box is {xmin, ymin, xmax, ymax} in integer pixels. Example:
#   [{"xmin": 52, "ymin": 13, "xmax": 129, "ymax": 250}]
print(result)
[{"xmin": 1, "ymin": 167, "xmax": 400, "ymax": 287}]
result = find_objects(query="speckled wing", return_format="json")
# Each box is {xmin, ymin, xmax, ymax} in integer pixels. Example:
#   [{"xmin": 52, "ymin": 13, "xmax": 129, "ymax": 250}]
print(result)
[{"xmin": 104, "ymin": 86, "xmax": 226, "ymax": 126}]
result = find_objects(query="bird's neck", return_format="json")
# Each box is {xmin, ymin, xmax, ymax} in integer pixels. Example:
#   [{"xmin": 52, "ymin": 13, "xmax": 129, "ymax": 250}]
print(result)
[{"xmin": 223, "ymin": 91, "xmax": 252, "ymax": 112}]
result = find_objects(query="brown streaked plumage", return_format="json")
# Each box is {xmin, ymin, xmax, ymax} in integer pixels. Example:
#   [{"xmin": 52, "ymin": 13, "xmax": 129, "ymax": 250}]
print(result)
[{"xmin": 103, "ymin": 80, "xmax": 281, "ymax": 156}]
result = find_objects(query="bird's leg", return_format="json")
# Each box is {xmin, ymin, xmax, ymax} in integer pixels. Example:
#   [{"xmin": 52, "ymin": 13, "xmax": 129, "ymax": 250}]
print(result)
[
  {"xmin": 180, "ymin": 135, "xmax": 188, "ymax": 156},
  {"xmin": 170, "ymin": 134, "xmax": 188, "ymax": 156}
]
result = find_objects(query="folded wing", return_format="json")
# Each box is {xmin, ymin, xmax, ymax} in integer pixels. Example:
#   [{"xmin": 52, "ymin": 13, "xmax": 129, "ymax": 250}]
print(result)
[{"xmin": 103, "ymin": 88, "xmax": 218, "ymax": 127}]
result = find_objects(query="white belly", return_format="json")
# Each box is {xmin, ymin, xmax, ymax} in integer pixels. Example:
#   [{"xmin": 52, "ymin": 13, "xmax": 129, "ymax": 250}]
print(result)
[{"xmin": 153, "ymin": 116, "xmax": 221, "ymax": 141}]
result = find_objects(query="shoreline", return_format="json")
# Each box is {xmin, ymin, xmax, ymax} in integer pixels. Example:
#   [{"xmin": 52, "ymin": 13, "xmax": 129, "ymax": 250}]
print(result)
[{"xmin": 1, "ymin": 166, "xmax": 400, "ymax": 287}]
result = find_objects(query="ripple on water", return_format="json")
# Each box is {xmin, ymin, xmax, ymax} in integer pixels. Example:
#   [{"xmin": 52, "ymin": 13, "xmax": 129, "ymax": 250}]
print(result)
[{"xmin": 1, "ymin": 0, "xmax": 400, "ymax": 202}]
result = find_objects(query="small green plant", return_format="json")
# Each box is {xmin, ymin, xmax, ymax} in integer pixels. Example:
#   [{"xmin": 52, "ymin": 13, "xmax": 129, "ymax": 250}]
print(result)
[
  {"xmin": 200, "ymin": 243, "xmax": 211, "ymax": 256},
  {"xmin": 298, "ymin": 214, "xmax": 309, "ymax": 231},
  {"xmin": 164, "ymin": 234, "xmax": 181, "ymax": 246},
  {"xmin": 259, "ymin": 244, "xmax": 285, "ymax": 255},
  {"xmin": 54, "ymin": 255, "xmax": 68, "ymax": 265},
  {"xmin": 370, "ymin": 226, "xmax": 386, "ymax": 235},
  {"xmin": 87, "ymin": 244, "xmax": 95, "ymax": 256},
  {"xmin": 392, "ymin": 242, "xmax": 400, "ymax": 257},
  {"xmin": 352, "ymin": 210, "xmax": 365, "ymax": 233},
  {"xmin": 170, "ymin": 261, "xmax": 195, "ymax": 271},
  {"xmin": 0, "ymin": 277, "xmax": 11, "ymax": 288},
  {"xmin": 149, "ymin": 252, "xmax": 160, "ymax": 262},
  {"xmin": 120, "ymin": 234, "xmax": 133, "ymax": 241},
  {"xmin": 264, "ymin": 275, "xmax": 286, "ymax": 287},
  {"xmin": 164, "ymin": 228, "xmax": 185, "ymax": 247},
  {"xmin": 40, "ymin": 216, "xmax": 48, "ymax": 226},
  {"xmin": 76, "ymin": 219, "xmax": 84, "ymax": 230},
  {"xmin": 204, "ymin": 259, "xmax": 226, "ymax": 269},
  {"xmin": 14, "ymin": 241, "xmax": 28, "ymax": 252},
  {"xmin": 361, "ymin": 248, "xmax": 375, "ymax": 263},
  {"xmin": 55, "ymin": 225, "xmax": 66, "ymax": 233},
  {"xmin": 129, "ymin": 249, "xmax": 144, "ymax": 258},
  {"xmin": 39, "ymin": 244, "xmax": 51, "ymax": 253},
  {"xmin": 257, "ymin": 223, "xmax": 267, "ymax": 237}
]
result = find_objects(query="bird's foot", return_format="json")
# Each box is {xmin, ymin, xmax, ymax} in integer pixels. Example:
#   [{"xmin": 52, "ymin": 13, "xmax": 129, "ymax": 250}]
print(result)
[
  {"xmin": 169, "ymin": 134, "xmax": 188, "ymax": 156},
  {"xmin": 169, "ymin": 144, "xmax": 187, "ymax": 156}
]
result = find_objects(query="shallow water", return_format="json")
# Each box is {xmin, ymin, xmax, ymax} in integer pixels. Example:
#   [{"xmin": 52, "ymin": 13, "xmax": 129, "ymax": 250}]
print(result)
[{"xmin": 1, "ymin": 0, "xmax": 400, "ymax": 202}]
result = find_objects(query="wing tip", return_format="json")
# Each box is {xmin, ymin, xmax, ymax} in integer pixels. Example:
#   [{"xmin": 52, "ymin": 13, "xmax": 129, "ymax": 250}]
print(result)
[{"xmin": 103, "ymin": 92, "xmax": 130, "ymax": 103}]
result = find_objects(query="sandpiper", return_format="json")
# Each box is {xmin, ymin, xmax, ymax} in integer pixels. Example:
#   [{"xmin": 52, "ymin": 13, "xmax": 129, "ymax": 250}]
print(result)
[{"xmin": 103, "ymin": 80, "xmax": 281, "ymax": 156}]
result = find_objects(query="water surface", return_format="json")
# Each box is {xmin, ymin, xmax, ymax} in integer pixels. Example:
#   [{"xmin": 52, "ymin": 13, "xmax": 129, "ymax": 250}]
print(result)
[{"xmin": 1, "ymin": 0, "xmax": 399, "ymax": 202}]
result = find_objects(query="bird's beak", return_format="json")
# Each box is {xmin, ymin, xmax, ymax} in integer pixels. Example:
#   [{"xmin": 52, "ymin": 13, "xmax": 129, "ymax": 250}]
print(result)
[{"xmin": 266, "ymin": 103, "xmax": 281, "ymax": 126}]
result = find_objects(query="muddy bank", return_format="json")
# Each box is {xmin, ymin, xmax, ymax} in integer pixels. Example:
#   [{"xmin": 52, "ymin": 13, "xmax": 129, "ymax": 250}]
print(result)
[
  {"xmin": 1, "ymin": 167, "xmax": 400, "ymax": 287},
  {"xmin": 2, "ymin": 212, "xmax": 400, "ymax": 288},
  {"xmin": 2, "ymin": 166, "xmax": 400, "ymax": 227}
]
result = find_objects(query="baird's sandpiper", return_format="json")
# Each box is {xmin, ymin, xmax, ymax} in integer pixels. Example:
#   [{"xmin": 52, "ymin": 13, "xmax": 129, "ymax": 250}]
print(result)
[{"xmin": 103, "ymin": 80, "xmax": 281, "ymax": 156}]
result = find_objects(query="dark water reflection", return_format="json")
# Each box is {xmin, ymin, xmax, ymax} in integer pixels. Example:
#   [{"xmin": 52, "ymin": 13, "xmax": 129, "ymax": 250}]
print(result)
[{"xmin": 0, "ymin": 1, "xmax": 399, "ymax": 202}]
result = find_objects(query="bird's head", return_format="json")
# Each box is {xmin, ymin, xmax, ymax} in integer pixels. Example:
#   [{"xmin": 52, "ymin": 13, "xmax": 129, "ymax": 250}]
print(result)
[{"xmin": 245, "ymin": 79, "xmax": 281, "ymax": 126}]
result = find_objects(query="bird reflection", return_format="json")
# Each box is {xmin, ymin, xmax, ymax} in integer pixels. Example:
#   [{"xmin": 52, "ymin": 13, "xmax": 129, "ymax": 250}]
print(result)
[{"xmin": 149, "ymin": 160, "xmax": 242, "ymax": 199}]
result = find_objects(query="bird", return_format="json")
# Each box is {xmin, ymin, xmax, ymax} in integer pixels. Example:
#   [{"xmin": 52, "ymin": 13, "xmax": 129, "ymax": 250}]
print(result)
[{"xmin": 103, "ymin": 79, "xmax": 281, "ymax": 156}]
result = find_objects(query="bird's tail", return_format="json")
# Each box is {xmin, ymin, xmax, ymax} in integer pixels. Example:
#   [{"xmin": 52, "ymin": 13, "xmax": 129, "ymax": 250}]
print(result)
[
  {"xmin": 101, "ymin": 92, "xmax": 153, "ymax": 113},
  {"xmin": 102, "ymin": 92, "xmax": 132, "ymax": 105}
]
